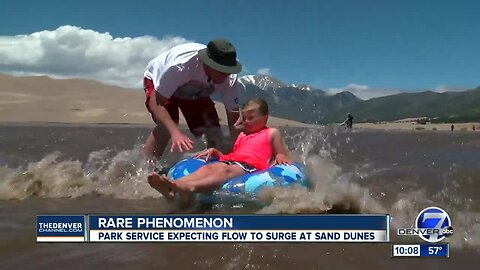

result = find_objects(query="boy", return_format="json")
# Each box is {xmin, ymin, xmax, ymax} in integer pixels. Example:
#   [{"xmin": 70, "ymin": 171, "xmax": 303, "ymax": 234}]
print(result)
[{"xmin": 147, "ymin": 97, "xmax": 291, "ymax": 203}]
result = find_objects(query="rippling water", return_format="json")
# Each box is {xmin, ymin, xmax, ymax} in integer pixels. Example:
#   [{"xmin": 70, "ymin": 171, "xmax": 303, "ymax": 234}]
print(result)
[{"xmin": 0, "ymin": 123, "xmax": 479, "ymax": 269}]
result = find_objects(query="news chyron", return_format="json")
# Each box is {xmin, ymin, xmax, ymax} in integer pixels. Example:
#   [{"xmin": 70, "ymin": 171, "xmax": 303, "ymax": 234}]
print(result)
[{"xmin": 397, "ymin": 207, "xmax": 454, "ymax": 243}]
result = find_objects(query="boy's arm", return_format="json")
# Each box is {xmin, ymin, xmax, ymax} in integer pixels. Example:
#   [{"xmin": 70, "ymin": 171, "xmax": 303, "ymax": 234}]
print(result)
[
  {"xmin": 210, "ymin": 148, "xmax": 224, "ymax": 158},
  {"xmin": 193, "ymin": 148, "xmax": 224, "ymax": 160},
  {"xmin": 269, "ymin": 128, "xmax": 292, "ymax": 164},
  {"xmin": 226, "ymin": 109, "xmax": 241, "ymax": 142},
  {"xmin": 219, "ymin": 76, "xmax": 243, "ymax": 147},
  {"xmin": 221, "ymin": 79, "xmax": 242, "ymax": 147}
]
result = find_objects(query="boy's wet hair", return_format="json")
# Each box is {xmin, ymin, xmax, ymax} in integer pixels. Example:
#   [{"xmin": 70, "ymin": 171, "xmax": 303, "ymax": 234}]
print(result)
[{"xmin": 241, "ymin": 97, "xmax": 269, "ymax": 116}]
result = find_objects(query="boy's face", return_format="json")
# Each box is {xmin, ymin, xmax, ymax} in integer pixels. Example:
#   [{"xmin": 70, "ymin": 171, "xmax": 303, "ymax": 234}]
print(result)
[{"xmin": 240, "ymin": 105, "xmax": 268, "ymax": 133}]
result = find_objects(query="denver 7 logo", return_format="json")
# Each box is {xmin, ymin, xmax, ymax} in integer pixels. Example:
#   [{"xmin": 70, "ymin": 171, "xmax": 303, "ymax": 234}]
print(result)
[{"xmin": 415, "ymin": 207, "xmax": 452, "ymax": 243}]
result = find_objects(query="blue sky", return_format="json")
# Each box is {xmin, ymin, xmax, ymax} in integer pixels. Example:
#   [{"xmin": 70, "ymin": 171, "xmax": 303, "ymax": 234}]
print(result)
[{"xmin": 1, "ymin": 0, "xmax": 479, "ymax": 97}]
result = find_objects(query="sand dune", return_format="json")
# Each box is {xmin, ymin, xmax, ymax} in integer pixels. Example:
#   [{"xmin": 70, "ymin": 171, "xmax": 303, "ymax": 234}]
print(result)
[
  {"xmin": 2, "ymin": 74, "xmax": 476, "ymax": 131},
  {"xmin": 0, "ymin": 74, "xmax": 311, "ymax": 127}
]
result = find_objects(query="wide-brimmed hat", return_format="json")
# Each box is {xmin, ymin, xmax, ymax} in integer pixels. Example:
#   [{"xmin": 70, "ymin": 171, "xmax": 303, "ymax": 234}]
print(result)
[{"xmin": 198, "ymin": 39, "xmax": 242, "ymax": 74}]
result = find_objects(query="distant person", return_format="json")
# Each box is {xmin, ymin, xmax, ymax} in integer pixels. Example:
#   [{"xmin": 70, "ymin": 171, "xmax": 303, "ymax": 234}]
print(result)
[
  {"xmin": 451, "ymin": 124, "xmax": 454, "ymax": 131},
  {"xmin": 341, "ymin": 113, "xmax": 354, "ymax": 129},
  {"xmin": 473, "ymin": 125, "xmax": 476, "ymax": 131},
  {"xmin": 142, "ymin": 39, "xmax": 244, "ymax": 162}
]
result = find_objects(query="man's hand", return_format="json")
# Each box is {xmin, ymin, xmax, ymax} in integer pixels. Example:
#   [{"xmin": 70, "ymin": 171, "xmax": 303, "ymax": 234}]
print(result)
[
  {"xmin": 193, "ymin": 148, "xmax": 222, "ymax": 160},
  {"xmin": 170, "ymin": 131, "xmax": 194, "ymax": 152},
  {"xmin": 274, "ymin": 153, "xmax": 291, "ymax": 165}
]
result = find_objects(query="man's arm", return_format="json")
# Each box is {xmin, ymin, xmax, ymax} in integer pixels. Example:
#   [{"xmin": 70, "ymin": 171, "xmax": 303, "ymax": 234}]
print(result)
[
  {"xmin": 149, "ymin": 90, "xmax": 180, "ymax": 135},
  {"xmin": 149, "ymin": 90, "xmax": 193, "ymax": 152},
  {"xmin": 269, "ymin": 128, "xmax": 291, "ymax": 164},
  {"xmin": 149, "ymin": 65, "xmax": 187, "ymax": 133},
  {"xmin": 149, "ymin": 66, "xmax": 193, "ymax": 152}
]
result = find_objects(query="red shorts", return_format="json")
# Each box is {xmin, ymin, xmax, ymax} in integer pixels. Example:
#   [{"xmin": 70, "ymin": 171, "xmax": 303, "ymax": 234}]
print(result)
[{"xmin": 143, "ymin": 77, "xmax": 220, "ymax": 137}]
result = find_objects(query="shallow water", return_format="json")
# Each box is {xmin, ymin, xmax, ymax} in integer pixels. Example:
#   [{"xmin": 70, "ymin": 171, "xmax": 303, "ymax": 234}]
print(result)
[{"xmin": 0, "ymin": 123, "xmax": 479, "ymax": 269}]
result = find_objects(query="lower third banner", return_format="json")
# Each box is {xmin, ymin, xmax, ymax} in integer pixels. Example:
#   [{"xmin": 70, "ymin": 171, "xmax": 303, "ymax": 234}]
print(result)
[
  {"xmin": 36, "ymin": 215, "xmax": 389, "ymax": 243},
  {"xmin": 87, "ymin": 215, "xmax": 390, "ymax": 243}
]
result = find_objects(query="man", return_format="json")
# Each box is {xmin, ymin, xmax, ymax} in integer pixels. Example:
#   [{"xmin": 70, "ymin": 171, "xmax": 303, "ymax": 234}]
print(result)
[{"xmin": 142, "ymin": 39, "xmax": 243, "ymax": 160}]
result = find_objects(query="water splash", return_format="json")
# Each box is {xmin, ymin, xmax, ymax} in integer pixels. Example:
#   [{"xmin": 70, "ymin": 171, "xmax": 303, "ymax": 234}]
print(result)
[
  {"xmin": 0, "ymin": 146, "xmax": 160, "ymax": 200},
  {"xmin": 0, "ymin": 126, "xmax": 479, "ymax": 250},
  {"xmin": 257, "ymin": 128, "xmax": 386, "ymax": 215}
]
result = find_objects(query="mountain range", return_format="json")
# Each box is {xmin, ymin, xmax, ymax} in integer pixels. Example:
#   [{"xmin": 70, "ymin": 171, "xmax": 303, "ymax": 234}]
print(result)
[
  {"xmin": 1, "ymin": 72, "xmax": 477, "ymax": 125},
  {"xmin": 234, "ymin": 75, "xmax": 480, "ymax": 124}
]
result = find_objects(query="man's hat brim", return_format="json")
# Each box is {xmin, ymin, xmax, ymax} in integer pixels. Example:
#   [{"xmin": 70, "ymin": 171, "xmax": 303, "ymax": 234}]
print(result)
[{"xmin": 198, "ymin": 48, "xmax": 242, "ymax": 74}]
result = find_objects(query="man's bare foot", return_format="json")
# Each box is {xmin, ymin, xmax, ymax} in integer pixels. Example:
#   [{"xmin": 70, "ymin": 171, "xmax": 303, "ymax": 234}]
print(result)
[{"xmin": 147, "ymin": 172, "xmax": 175, "ymax": 202}]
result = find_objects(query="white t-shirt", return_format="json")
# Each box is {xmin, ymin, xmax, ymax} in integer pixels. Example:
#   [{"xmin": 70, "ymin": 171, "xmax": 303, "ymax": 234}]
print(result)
[{"xmin": 144, "ymin": 43, "xmax": 243, "ymax": 111}]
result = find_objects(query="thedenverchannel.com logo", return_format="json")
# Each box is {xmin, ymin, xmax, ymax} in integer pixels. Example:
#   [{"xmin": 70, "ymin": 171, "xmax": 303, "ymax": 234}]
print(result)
[{"xmin": 397, "ymin": 207, "xmax": 454, "ymax": 243}]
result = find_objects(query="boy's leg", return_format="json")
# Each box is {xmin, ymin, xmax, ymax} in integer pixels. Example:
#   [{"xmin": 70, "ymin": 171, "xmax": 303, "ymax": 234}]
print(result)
[
  {"xmin": 174, "ymin": 162, "xmax": 245, "ymax": 193},
  {"xmin": 148, "ymin": 162, "xmax": 246, "ymax": 200},
  {"xmin": 148, "ymin": 163, "xmax": 226, "ymax": 199},
  {"xmin": 147, "ymin": 172, "xmax": 176, "ymax": 201}
]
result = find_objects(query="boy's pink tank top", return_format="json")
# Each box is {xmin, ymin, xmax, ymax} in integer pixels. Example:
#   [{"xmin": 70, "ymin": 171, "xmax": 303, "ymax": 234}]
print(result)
[{"xmin": 219, "ymin": 127, "xmax": 272, "ymax": 170}]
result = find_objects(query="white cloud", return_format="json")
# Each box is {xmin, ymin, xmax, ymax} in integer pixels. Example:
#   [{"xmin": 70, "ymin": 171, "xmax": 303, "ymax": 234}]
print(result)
[
  {"xmin": 434, "ymin": 85, "xmax": 448, "ymax": 93},
  {"xmin": 434, "ymin": 85, "xmax": 468, "ymax": 93},
  {"xmin": 0, "ymin": 25, "xmax": 192, "ymax": 88},
  {"xmin": 326, "ymin": 83, "xmax": 400, "ymax": 100},
  {"xmin": 257, "ymin": 68, "xmax": 270, "ymax": 75}
]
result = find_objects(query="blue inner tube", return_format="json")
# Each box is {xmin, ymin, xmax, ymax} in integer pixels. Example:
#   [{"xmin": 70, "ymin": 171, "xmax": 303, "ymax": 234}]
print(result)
[{"xmin": 167, "ymin": 158, "xmax": 308, "ymax": 199}]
